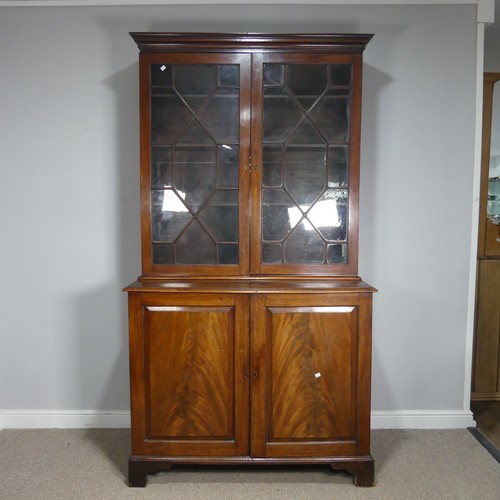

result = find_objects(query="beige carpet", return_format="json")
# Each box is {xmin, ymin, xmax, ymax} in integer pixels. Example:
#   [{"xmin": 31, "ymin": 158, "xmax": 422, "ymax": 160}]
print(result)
[{"xmin": 0, "ymin": 428, "xmax": 498, "ymax": 499}]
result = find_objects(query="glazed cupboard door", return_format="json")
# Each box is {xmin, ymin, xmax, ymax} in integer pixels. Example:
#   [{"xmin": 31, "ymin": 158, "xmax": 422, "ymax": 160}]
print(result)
[
  {"xmin": 250, "ymin": 293, "xmax": 373, "ymax": 458},
  {"xmin": 250, "ymin": 53, "xmax": 363, "ymax": 275},
  {"xmin": 128, "ymin": 292, "xmax": 250, "ymax": 456},
  {"xmin": 139, "ymin": 53, "xmax": 252, "ymax": 276}
]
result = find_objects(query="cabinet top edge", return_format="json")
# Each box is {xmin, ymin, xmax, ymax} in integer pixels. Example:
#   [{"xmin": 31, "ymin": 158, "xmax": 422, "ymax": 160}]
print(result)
[
  {"xmin": 129, "ymin": 32, "xmax": 373, "ymax": 53},
  {"xmin": 123, "ymin": 278, "xmax": 377, "ymax": 294}
]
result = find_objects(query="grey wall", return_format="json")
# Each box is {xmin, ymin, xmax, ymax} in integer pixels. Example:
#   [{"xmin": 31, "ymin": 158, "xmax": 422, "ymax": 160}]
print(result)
[{"xmin": 0, "ymin": 4, "xmax": 477, "ymax": 418}]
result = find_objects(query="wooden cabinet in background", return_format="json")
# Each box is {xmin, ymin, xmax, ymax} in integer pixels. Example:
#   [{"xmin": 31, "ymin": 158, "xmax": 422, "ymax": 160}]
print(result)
[
  {"xmin": 472, "ymin": 259, "xmax": 500, "ymax": 399},
  {"xmin": 473, "ymin": 73, "xmax": 500, "ymax": 401},
  {"xmin": 125, "ymin": 33, "xmax": 376, "ymax": 488}
]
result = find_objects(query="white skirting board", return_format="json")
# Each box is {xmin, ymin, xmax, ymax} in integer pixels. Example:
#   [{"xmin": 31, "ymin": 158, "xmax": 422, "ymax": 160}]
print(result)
[
  {"xmin": 0, "ymin": 410, "xmax": 131, "ymax": 429},
  {"xmin": 371, "ymin": 410, "xmax": 475, "ymax": 429},
  {"xmin": 0, "ymin": 410, "xmax": 474, "ymax": 430}
]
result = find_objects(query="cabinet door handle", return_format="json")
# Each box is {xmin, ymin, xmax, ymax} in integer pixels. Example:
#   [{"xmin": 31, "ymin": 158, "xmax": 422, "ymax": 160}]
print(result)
[{"xmin": 253, "ymin": 371, "xmax": 258, "ymax": 379}]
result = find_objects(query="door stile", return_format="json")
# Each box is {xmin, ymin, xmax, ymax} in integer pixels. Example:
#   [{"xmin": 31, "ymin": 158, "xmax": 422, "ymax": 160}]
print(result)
[
  {"xmin": 250, "ymin": 53, "xmax": 264, "ymax": 275},
  {"xmin": 249, "ymin": 294, "xmax": 267, "ymax": 455},
  {"xmin": 233, "ymin": 294, "xmax": 251, "ymax": 455},
  {"xmin": 354, "ymin": 293, "xmax": 373, "ymax": 454},
  {"xmin": 238, "ymin": 55, "xmax": 252, "ymax": 276}
]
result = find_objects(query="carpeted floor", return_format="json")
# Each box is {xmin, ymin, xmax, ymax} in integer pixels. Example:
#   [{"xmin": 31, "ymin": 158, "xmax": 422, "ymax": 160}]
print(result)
[{"xmin": 0, "ymin": 428, "xmax": 498, "ymax": 499}]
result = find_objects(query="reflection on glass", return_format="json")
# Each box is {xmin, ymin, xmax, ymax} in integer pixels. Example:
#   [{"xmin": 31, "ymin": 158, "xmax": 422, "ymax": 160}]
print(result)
[
  {"xmin": 161, "ymin": 190, "xmax": 187, "ymax": 212},
  {"xmin": 308, "ymin": 192, "xmax": 347, "ymax": 242},
  {"xmin": 152, "ymin": 190, "xmax": 191, "ymax": 242},
  {"xmin": 286, "ymin": 196, "xmax": 347, "ymax": 243},
  {"xmin": 307, "ymin": 200, "xmax": 341, "ymax": 231}
]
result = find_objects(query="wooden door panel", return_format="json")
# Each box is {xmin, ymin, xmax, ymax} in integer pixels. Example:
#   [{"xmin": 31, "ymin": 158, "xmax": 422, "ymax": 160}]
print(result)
[
  {"xmin": 146, "ymin": 306, "xmax": 234, "ymax": 438},
  {"xmin": 129, "ymin": 293, "xmax": 249, "ymax": 456},
  {"xmin": 270, "ymin": 306, "xmax": 355, "ymax": 440},
  {"xmin": 251, "ymin": 293, "xmax": 372, "ymax": 458}
]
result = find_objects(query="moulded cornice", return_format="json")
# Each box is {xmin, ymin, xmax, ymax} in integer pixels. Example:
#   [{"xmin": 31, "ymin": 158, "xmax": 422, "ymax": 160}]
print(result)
[{"xmin": 0, "ymin": 0, "xmax": 494, "ymax": 23}]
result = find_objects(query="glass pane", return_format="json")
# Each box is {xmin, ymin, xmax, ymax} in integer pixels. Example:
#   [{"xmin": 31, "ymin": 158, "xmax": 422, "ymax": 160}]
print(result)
[
  {"xmin": 174, "ymin": 65, "xmax": 217, "ymax": 110},
  {"xmin": 149, "ymin": 62, "xmax": 241, "ymax": 267},
  {"xmin": 152, "ymin": 190, "xmax": 192, "ymax": 242},
  {"xmin": 263, "ymin": 64, "xmax": 284, "ymax": 86},
  {"xmin": 307, "ymin": 189, "xmax": 348, "ymax": 241},
  {"xmin": 262, "ymin": 243, "xmax": 283, "ymax": 264},
  {"xmin": 284, "ymin": 225, "xmax": 324, "ymax": 264},
  {"xmin": 309, "ymin": 95, "xmax": 350, "ymax": 143},
  {"xmin": 327, "ymin": 146, "xmax": 349, "ymax": 187},
  {"xmin": 327, "ymin": 244, "xmax": 347, "ymax": 264},
  {"xmin": 287, "ymin": 119, "xmax": 325, "ymax": 145},
  {"xmin": 173, "ymin": 146, "xmax": 216, "ymax": 213},
  {"xmin": 218, "ymin": 65, "xmax": 239, "ymax": 87},
  {"xmin": 152, "ymin": 243, "xmax": 173, "ymax": 264},
  {"xmin": 261, "ymin": 62, "xmax": 353, "ymax": 267},
  {"xmin": 217, "ymin": 145, "xmax": 239, "ymax": 188},
  {"xmin": 175, "ymin": 220, "xmax": 216, "ymax": 264},
  {"xmin": 151, "ymin": 64, "xmax": 173, "ymax": 86},
  {"xmin": 263, "ymin": 88, "xmax": 303, "ymax": 142},
  {"xmin": 151, "ymin": 147, "xmax": 172, "ymax": 188},
  {"xmin": 285, "ymin": 146, "xmax": 326, "ymax": 205},
  {"xmin": 488, "ymin": 178, "xmax": 500, "ymax": 224},
  {"xmin": 218, "ymin": 243, "xmax": 238, "ymax": 264},
  {"xmin": 288, "ymin": 64, "xmax": 327, "ymax": 96},
  {"xmin": 176, "ymin": 119, "xmax": 214, "ymax": 146},
  {"xmin": 263, "ymin": 145, "xmax": 283, "ymax": 187},
  {"xmin": 151, "ymin": 95, "xmax": 192, "ymax": 144},
  {"xmin": 198, "ymin": 190, "xmax": 239, "ymax": 241},
  {"xmin": 488, "ymin": 80, "xmax": 500, "ymax": 225},
  {"xmin": 262, "ymin": 189, "xmax": 295, "ymax": 241},
  {"xmin": 330, "ymin": 65, "xmax": 352, "ymax": 86},
  {"xmin": 198, "ymin": 88, "xmax": 239, "ymax": 143}
]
